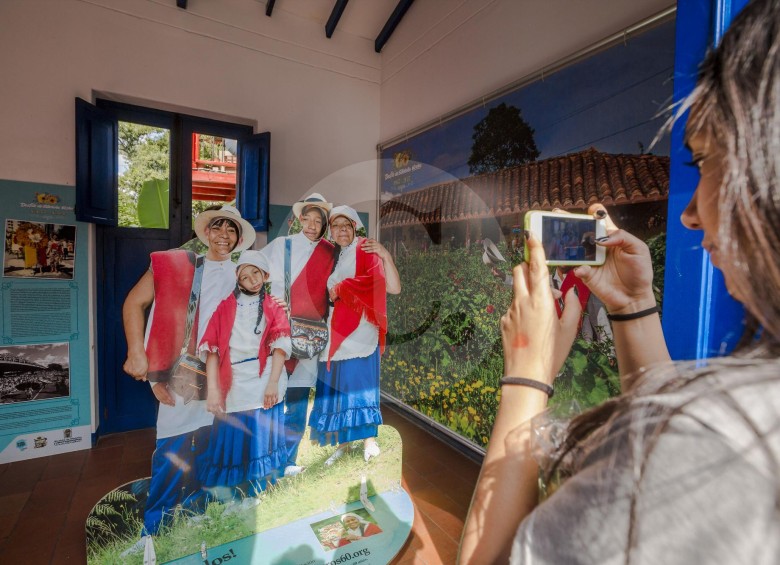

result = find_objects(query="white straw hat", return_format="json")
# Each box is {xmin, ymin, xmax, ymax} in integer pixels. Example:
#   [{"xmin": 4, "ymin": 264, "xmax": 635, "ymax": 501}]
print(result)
[
  {"xmin": 194, "ymin": 204, "xmax": 256, "ymax": 252},
  {"xmin": 292, "ymin": 193, "xmax": 333, "ymax": 219}
]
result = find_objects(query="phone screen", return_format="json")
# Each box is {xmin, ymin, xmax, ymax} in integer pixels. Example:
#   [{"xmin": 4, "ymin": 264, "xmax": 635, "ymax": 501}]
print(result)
[{"xmin": 542, "ymin": 216, "xmax": 598, "ymax": 262}]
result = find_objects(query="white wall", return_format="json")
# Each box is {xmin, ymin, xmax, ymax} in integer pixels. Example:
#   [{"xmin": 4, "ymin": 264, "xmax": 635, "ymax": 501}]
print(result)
[
  {"xmin": 0, "ymin": 0, "xmax": 381, "ymax": 217},
  {"xmin": 0, "ymin": 0, "xmax": 677, "ymax": 224},
  {"xmin": 379, "ymin": 0, "xmax": 676, "ymax": 142}
]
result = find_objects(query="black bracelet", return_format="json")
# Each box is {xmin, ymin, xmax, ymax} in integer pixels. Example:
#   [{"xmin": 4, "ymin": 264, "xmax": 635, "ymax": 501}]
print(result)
[
  {"xmin": 607, "ymin": 305, "xmax": 660, "ymax": 322},
  {"xmin": 500, "ymin": 377, "xmax": 554, "ymax": 398}
]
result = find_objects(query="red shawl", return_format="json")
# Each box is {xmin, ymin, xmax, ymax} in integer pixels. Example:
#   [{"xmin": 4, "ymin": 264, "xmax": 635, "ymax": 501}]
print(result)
[
  {"xmin": 146, "ymin": 250, "xmax": 196, "ymax": 382},
  {"xmin": 326, "ymin": 238, "xmax": 387, "ymax": 368},
  {"xmin": 286, "ymin": 238, "xmax": 334, "ymax": 374},
  {"xmin": 290, "ymin": 238, "xmax": 335, "ymax": 320},
  {"xmin": 199, "ymin": 293, "xmax": 291, "ymax": 395}
]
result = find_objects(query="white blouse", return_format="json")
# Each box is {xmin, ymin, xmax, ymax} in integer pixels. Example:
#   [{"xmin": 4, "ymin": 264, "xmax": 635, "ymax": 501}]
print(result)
[{"xmin": 225, "ymin": 293, "xmax": 291, "ymax": 413}]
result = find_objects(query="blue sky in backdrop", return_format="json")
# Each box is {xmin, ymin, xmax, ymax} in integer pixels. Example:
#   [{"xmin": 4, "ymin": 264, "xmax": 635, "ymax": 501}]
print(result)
[{"xmin": 380, "ymin": 19, "xmax": 676, "ymax": 196}]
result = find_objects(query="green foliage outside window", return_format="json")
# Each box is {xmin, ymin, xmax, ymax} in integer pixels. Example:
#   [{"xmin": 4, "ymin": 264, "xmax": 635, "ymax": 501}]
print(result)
[
  {"xmin": 382, "ymin": 232, "xmax": 665, "ymax": 448},
  {"xmin": 118, "ymin": 122, "xmax": 170, "ymax": 228}
]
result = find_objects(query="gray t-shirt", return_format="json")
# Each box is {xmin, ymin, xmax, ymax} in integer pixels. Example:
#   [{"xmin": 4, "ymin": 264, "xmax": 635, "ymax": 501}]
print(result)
[{"xmin": 512, "ymin": 362, "xmax": 780, "ymax": 564}]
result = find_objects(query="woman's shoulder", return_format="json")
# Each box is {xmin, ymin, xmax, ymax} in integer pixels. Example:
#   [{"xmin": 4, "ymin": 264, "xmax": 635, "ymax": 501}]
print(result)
[
  {"xmin": 639, "ymin": 358, "xmax": 780, "ymax": 425},
  {"xmin": 514, "ymin": 363, "xmax": 780, "ymax": 564}
]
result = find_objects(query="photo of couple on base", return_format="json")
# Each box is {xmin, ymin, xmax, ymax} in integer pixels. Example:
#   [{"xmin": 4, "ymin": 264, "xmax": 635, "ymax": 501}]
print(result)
[{"xmin": 120, "ymin": 193, "xmax": 401, "ymax": 559}]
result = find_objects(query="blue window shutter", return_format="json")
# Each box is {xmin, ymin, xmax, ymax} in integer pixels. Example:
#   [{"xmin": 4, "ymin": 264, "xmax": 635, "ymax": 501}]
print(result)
[
  {"xmin": 75, "ymin": 98, "xmax": 118, "ymax": 225},
  {"xmin": 237, "ymin": 132, "xmax": 270, "ymax": 231},
  {"xmin": 663, "ymin": 0, "xmax": 749, "ymax": 360}
]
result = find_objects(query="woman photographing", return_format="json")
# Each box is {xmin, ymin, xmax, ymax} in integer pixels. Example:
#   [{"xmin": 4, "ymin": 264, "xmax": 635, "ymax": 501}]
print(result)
[{"xmin": 460, "ymin": 1, "xmax": 780, "ymax": 563}]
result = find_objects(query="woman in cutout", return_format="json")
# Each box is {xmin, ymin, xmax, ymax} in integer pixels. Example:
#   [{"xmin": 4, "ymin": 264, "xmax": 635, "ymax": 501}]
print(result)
[{"xmin": 309, "ymin": 206, "xmax": 388, "ymax": 464}]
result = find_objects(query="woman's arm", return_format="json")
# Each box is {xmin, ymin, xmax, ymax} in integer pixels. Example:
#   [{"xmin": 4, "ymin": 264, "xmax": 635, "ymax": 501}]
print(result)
[
  {"xmin": 205, "ymin": 352, "xmax": 224, "ymax": 414},
  {"xmin": 459, "ymin": 236, "xmax": 582, "ymax": 565},
  {"xmin": 264, "ymin": 349, "xmax": 286, "ymax": 409},
  {"xmin": 361, "ymin": 239, "xmax": 401, "ymax": 294},
  {"xmin": 122, "ymin": 270, "xmax": 154, "ymax": 381}
]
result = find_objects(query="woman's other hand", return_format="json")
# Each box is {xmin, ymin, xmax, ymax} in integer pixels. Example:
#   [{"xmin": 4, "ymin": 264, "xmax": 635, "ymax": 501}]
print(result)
[
  {"xmin": 573, "ymin": 203, "xmax": 657, "ymax": 315},
  {"xmin": 269, "ymin": 294, "xmax": 289, "ymax": 314},
  {"xmin": 152, "ymin": 382, "xmax": 175, "ymax": 407},
  {"xmin": 361, "ymin": 238, "xmax": 390, "ymax": 260},
  {"xmin": 502, "ymin": 234, "xmax": 582, "ymax": 383},
  {"xmin": 264, "ymin": 381, "xmax": 279, "ymax": 409}
]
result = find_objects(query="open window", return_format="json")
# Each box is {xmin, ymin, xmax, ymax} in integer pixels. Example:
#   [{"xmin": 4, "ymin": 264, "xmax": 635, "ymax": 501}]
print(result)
[{"xmin": 75, "ymin": 98, "xmax": 270, "ymax": 232}]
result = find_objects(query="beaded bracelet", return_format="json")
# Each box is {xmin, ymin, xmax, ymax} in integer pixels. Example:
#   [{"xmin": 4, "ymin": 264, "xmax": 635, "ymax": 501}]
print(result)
[
  {"xmin": 606, "ymin": 305, "xmax": 660, "ymax": 322},
  {"xmin": 499, "ymin": 376, "xmax": 554, "ymax": 398}
]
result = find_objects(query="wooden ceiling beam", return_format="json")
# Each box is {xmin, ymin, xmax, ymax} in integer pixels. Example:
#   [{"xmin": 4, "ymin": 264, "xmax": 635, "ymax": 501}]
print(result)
[
  {"xmin": 325, "ymin": 0, "xmax": 349, "ymax": 38},
  {"xmin": 375, "ymin": 0, "xmax": 414, "ymax": 53}
]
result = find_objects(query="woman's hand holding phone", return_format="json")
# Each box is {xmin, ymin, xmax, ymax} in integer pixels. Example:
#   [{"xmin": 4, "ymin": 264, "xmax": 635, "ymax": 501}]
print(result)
[
  {"xmin": 572, "ymin": 204, "xmax": 657, "ymax": 316},
  {"xmin": 502, "ymin": 234, "xmax": 582, "ymax": 383}
]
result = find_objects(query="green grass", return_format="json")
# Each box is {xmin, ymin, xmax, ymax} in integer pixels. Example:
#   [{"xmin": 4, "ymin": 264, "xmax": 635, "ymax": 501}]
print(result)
[{"xmin": 87, "ymin": 425, "xmax": 402, "ymax": 564}]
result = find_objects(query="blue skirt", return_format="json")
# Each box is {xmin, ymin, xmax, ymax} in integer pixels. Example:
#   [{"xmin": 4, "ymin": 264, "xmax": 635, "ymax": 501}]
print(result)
[
  {"xmin": 199, "ymin": 404, "xmax": 287, "ymax": 492},
  {"xmin": 309, "ymin": 347, "xmax": 382, "ymax": 446}
]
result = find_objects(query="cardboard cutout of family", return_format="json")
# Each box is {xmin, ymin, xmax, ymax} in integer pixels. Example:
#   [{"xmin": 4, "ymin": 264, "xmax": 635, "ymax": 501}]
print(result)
[{"xmin": 87, "ymin": 196, "xmax": 411, "ymax": 565}]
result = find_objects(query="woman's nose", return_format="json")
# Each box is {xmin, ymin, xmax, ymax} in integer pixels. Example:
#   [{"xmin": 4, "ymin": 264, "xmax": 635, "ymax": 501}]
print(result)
[{"xmin": 680, "ymin": 189, "xmax": 702, "ymax": 230}]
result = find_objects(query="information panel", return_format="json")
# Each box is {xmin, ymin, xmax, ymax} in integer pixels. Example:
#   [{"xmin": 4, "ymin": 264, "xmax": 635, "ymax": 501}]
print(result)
[{"xmin": 0, "ymin": 179, "xmax": 91, "ymax": 463}]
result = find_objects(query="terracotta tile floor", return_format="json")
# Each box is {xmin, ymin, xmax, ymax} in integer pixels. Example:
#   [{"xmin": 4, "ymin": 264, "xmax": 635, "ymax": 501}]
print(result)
[{"xmin": 0, "ymin": 405, "xmax": 482, "ymax": 564}]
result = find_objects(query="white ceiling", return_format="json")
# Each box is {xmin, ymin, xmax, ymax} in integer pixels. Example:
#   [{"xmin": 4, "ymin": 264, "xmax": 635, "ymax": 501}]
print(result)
[{"xmin": 259, "ymin": 0, "xmax": 406, "ymax": 42}]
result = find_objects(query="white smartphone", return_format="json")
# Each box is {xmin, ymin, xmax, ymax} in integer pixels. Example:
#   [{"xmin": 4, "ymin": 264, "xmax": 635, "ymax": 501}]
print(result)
[{"xmin": 524, "ymin": 211, "xmax": 607, "ymax": 266}]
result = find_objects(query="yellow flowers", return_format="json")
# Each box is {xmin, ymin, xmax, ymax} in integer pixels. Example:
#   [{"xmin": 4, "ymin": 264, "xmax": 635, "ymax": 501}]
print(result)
[{"xmin": 380, "ymin": 348, "xmax": 501, "ymax": 448}]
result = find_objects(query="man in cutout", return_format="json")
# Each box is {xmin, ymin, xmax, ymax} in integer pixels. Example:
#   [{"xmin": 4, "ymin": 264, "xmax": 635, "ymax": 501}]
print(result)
[{"xmin": 121, "ymin": 205, "xmax": 255, "ymax": 551}]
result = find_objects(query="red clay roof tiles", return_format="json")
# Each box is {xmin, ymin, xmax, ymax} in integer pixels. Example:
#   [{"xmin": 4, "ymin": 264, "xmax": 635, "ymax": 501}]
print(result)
[{"xmin": 380, "ymin": 148, "xmax": 669, "ymax": 227}]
